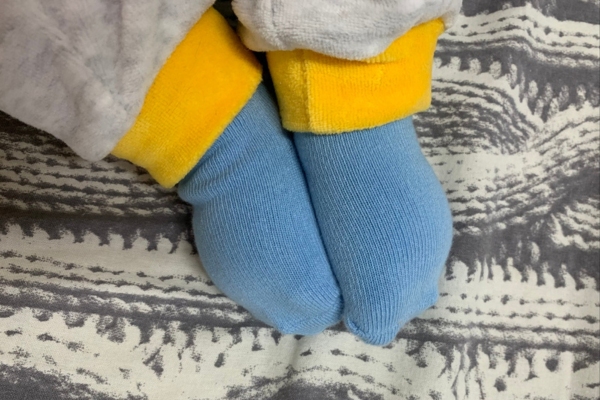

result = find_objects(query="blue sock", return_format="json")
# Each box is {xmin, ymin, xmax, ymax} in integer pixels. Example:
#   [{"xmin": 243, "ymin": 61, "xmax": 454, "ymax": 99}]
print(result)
[
  {"xmin": 178, "ymin": 84, "xmax": 342, "ymax": 335},
  {"xmin": 294, "ymin": 116, "xmax": 453, "ymax": 345}
]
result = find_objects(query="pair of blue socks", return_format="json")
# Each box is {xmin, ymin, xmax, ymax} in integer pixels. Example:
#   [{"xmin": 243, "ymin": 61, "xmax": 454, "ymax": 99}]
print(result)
[{"xmin": 178, "ymin": 84, "xmax": 453, "ymax": 345}]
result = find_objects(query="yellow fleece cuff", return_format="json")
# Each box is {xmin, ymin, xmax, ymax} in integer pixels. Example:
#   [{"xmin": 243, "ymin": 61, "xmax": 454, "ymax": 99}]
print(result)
[
  {"xmin": 266, "ymin": 19, "xmax": 444, "ymax": 134},
  {"xmin": 112, "ymin": 8, "xmax": 262, "ymax": 188}
]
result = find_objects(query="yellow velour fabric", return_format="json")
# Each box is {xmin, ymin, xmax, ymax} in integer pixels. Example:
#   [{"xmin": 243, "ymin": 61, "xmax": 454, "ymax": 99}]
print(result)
[
  {"xmin": 112, "ymin": 8, "xmax": 262, "ymax": 188},
  {"xmin": 266, "ymin": 19, "xmax": 445, "ymax": 134}
]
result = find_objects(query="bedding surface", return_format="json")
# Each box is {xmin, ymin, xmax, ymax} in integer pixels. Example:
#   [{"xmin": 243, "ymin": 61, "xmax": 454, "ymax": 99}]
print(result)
[{"xmin": 0, "ymin": 0, "xmax": 599, "ymax": 398}]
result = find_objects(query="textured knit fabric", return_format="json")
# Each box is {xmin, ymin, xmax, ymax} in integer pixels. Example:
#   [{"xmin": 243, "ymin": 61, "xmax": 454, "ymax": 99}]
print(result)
[
  {"xmin": 112, "ymin": 8, "xmax": 262, "ymax": 188},
  {"xmin": 294, "ymin": 117, "xmax": 454, "ymax": 345},
  {"xmin": 233, "ymin": 0, "xmax": 461, "ymax": 60},
  {"xmin": 267, "ymin": 19, "xmax": 444, "ymax": 134},
  {"xmin": 177, "ymin": 84, "xmax": 343, "ymax": 334}
]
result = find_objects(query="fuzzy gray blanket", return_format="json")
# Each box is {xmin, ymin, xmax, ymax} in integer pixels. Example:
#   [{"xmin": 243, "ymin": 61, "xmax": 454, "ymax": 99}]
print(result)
[{"xmin": 0, "ymin": 1, "xmax": 598, "ymax": 399}]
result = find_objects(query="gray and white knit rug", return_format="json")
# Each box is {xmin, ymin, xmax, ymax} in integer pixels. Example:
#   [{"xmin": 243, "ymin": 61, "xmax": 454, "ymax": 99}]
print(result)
[{"xmin": 0, "ymin": 1, "xmax": 599, "ymax": 399}]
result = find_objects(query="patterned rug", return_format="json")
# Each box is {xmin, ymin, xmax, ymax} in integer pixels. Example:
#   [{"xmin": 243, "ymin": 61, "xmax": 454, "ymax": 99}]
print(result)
[{"xmin": 0, "ymin": 1, "xmax": 598, "ymax": 399}]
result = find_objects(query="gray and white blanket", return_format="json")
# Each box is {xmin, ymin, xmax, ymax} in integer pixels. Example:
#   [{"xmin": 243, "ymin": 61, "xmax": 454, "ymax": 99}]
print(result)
[{"xmin": 0, "ymin": 1, "xmax": 598, "ymax": 399}]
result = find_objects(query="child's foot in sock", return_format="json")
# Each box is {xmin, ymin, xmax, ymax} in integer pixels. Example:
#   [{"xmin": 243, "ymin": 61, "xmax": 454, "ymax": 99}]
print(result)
[
  {"xmin": 294, "ymin": 116, "xmax": 453, "ymax": 345},
  {"xmin": 178, "ymin": 84, "xmax": 342, "ymax": 335}
]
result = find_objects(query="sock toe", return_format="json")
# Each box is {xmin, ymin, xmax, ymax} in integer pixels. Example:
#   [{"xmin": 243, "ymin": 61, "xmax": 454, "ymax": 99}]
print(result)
[
  {"xmin": 345, "ymin": 318, "xmax": 400, "ymax": 346},
  {"xmin": 277, "ymin": 299, "xmax": 343, "ymax": 336},
  {"xmin": 294, "ymin": 116, "xmax": 453, "ymax": 346},
  {"xmin": 344, "ymin": 288, "xmax": 440, "ymax": 345},
  {"xmin": 178, "ymin": 84, "xmax": 343, "ymax": 336}
]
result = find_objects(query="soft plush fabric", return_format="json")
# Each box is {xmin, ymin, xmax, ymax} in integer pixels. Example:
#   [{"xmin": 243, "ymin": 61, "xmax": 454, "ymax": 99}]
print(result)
[
  {"xmin": 0, "ymin": 0, "xmax": 214, "ymax": 161},
  {"xmin": 294, "ymin": 117, "xmax": 454, "ymax": 345},
  {"xmin": 0, "ymin": 0, "xmax": 458, "ymax": 166},
  {"xmin": 267, "ymin": 19, "xmax": 444, "ymax": 134},
  {"xmin": 112, "ymin": 8, "xmax": 262, "ymax": 188},
  {"xmin": 234, "ymin": 0, "xmax": 461, "ymax": 60},
  {"xmin": 177, "ymin": 84, "xmax": 343, "ymax": 334}
]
